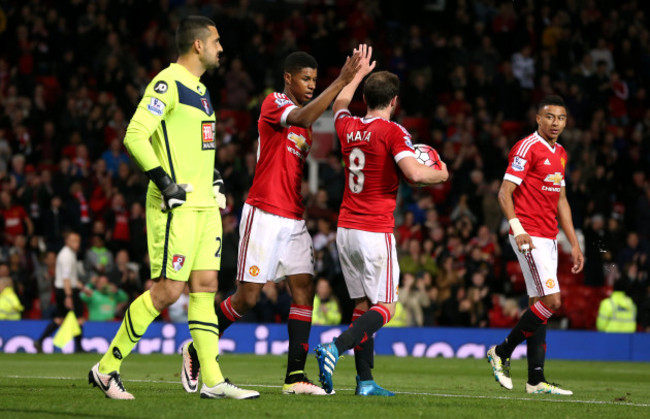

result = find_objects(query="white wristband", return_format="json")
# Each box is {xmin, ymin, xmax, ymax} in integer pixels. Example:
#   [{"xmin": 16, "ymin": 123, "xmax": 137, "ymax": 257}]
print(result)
[{"xmin": 509, "ymin": 218, "xmax": 527, "ymax": 237}]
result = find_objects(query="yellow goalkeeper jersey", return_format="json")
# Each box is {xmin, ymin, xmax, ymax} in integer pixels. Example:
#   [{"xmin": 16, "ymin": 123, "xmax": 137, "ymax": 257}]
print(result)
[{"xmin": 124, "ymin": 63, "xmax": 217, "ymax": 209}]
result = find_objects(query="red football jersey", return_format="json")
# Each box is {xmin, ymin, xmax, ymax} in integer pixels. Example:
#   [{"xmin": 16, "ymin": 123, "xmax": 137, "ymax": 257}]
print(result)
[
  {"xmin": 335, "ymin": 109, "xmax": 416, "ymax": 233},
  {"xmin": 504, "ymin": 131, "xmax": 568, "ymax": 239},
  {"xmin": 246, "ymin": 92, "xmax": 312, "ymax": 220}
]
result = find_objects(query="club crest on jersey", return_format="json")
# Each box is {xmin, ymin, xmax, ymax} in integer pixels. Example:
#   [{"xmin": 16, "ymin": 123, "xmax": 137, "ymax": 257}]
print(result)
[
  {"xmin": 249, "ymin": 266, "xmax": 260, "ymax": 277},
  {"xmin": 201, "ymin": 98, "xmax": 211, "ymax": 115},
  {"xmin": 147, "ymin": 97, "xmax": 166, "ymax": 116},
  {"xmin": 288, "ymin": 132, "xmax": 309, "ymax": 152},
  {"xmin": 405, "ymin": 137, "xmax": 414, "ymax": 150},
  {"xmin": 201, "ymin": 121, "xmax": 216, "ymax": 150},
  {"xmin": 172, "ymin": 254, "xmax": 186, "ymax": 271},
  {"xmin": 546, "ymin": 279, "xmax": 555, "ymax": 288},
  {"xmin": 511, "ymin": 156, "xmax": 527, "ymax": 171}
]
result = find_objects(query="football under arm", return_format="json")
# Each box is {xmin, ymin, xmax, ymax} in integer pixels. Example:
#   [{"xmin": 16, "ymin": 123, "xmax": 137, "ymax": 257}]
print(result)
[{"xmin": 398, "ymin": 156, "xmax": 448, "ymax": 185}]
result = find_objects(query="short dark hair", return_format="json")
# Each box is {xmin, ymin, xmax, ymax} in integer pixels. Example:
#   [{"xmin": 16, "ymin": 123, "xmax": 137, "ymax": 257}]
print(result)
[
  {"xmin": 363, "ymin": 71, "xmax": 400, "ymax": 110},
  {"xmin": 176, "ymin": 16, "xmax": 216, "ymax": 54},
  {"xmin": 537, "ymin": 95, "xmax": 567, "ymax": 112},
  {"xmin": 284, "ymin": 52, "xmax": 318, "ymax": 74}
]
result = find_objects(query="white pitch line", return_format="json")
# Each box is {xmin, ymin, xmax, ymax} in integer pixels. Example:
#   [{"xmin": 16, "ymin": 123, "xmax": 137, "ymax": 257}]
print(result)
[{"xmin": 6, "ymin": 375, "xmax": 650, "ymax": 408}]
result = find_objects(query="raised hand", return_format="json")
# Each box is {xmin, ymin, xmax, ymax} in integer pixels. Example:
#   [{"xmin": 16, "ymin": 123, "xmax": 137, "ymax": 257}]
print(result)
[
  {"xmin": 337, "ymin": 50, "xmax": 362, "ymax": 85},
  {"xmin": 352, "ymin": 44, "xmax": 376, "ymax": 82}
]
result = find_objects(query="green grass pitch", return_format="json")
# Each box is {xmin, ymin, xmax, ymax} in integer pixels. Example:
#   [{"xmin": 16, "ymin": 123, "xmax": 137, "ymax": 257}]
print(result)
[{"xmin": 1, "ymin": 353, "xmax": 648, "ymax": 418}]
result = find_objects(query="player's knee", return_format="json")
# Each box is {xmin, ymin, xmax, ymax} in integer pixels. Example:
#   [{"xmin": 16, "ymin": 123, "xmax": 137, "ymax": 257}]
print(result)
[
  {"xmin": 150, "ymin": 278, "xmax": 184, "ymax": 309},
  {"xmin": 234, "ymin": 288, "xmax": 260, "ymax": 311},
  {"xmin": 543, "ymin": 294, "xmax": 562, "ymax": 312}
]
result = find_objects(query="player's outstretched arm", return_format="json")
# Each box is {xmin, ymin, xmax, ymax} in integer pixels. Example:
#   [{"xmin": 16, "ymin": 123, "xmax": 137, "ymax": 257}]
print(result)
[
  {"xmin": 286, "ymin": 51, "xmax": 362, "ymax": 128},
  {"xmin": 398, "ymin": 156, "xmax": 449, "ymax": 185},
  {"xmin": 333, "ymin": 44, "xmax": 376, "ymax": 114},
  {"xmin": 557, "ymin": 186, "xmax": 584, "ymax": 273},
  {"xmin": 498, "ymin": 179, "xmax": 534, "ymax": 252}
]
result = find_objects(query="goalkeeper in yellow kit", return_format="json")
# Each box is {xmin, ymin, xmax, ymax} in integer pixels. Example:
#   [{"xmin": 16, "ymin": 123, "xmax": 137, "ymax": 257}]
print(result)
[{"xmin": 88, "ymin": 16, "xmax": 258, "ymax": 400}]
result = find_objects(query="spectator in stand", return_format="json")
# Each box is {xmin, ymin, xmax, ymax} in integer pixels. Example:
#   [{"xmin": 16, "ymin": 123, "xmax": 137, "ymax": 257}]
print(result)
[
  {"xmin": 490, "ymin": 298, "xmax": 521, "ymax": 328},
  {"xmin": 104, "ymin": 192, "xmax": 130, "ymax": 252},
  {"xmin": 319, "ymin": 151, "xmax": 346, "ymax": 210},
  {"xmin": 84, "ymin": 233, "xmax": 114, "ymax": 278},
  {"xmin": 617, "ymin": 232, "xmax": 649, "ymax": 272},
  {"xmin": 127, "ymin": 201, "xmax": 147, "ymax": 263},
  {"xmin": 395, "ymin": 211, "xmax": 423, "ymax": 250},
  {"xmin": 41, "ymin": 195, "xmax": 68, "ymax": 252},
  {"xmin": 436, "ymin": 254, "xmax": 463, "ymax": 307},
  {"xmin": 114, "ymin": 162, "xmax": 144, "ymax": 204},
  {"xmin": 400, "ymin": 238, "xmax": 438, "ymax": 279},
  {"xmin": 312, "ymin": 278, "xmax": 342, "ymax": 326},
  {"xmin": 0, "ymin": 274, "xmax": 23, "ymax": 320},
  {"xmin": 464, "ymin": 286, "xmax": 489, "ymax": 327},
  {"xmin": 19, "ymin": 165, "xmax": 50, "ymax": 235},
  {"xmin": 224, "ymin": 58, "xmax": 254, "ymax": 110},
  {"xmin": 80, "ymin": 274, "xmax": 128, "ymax": 322},
  {"xmin": 34, "ymin": 250, "xmax": 56, "ymax": 319},
  {"xmin": 597, "ymin": 278, "xmax": 637, "ymax": 333},
  {"xmin": 398, "ymin": 272, "xmax": 431, "ymax": 326},
  {"xmin": 0, "ymin": 190, "xmax": 34, "ymax": 245},
  {"xmin": 406, "ymin": 193, "xmax": 434, "ymax": 226},
  {"xmin": 511, "ymin": 45, "xmax": 535, "ymax": 90},
  {"xmin": 106, "ymin": 249, "xmax": 141, "ymax": 304},
  {"xmin": 101, "ymin": 139, "xmax": 130, "ymax": 178}
]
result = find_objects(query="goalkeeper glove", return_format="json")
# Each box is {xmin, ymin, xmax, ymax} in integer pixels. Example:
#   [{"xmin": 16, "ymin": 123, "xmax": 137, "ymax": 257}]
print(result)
[
  {"xmin": 213, "ymin": 168, "xmax": 226, "ymax": 209},
  {"xmin": 146, "ymin": 166, "xmax": 193, "ymax": 211}
]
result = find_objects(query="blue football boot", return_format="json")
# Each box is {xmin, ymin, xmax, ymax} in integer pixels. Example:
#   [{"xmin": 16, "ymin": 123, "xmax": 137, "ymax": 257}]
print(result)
[
  {"xmin": 355, "ymin": 376, "xmax": 395, "ymax": 396},
  {"xmin": 315, "ymin": 342, "xmax": 339, "ymax": 394}
]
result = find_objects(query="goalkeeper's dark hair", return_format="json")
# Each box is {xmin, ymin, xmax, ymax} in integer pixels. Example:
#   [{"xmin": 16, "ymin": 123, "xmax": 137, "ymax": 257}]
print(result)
[
  {"xmin": 284, "ymin": 52, "xmax": 318, "ymax": 74},
  {"xmin": 537, "ymin": 95, "xmax": 567, "ymax": 113},
  {"xmin": 363, "ymin": 71, "xmax": 400, "ymax": 110},
  {"xmin": 176, "ymin": 16, "xmax": 216, "ymax": 54}
]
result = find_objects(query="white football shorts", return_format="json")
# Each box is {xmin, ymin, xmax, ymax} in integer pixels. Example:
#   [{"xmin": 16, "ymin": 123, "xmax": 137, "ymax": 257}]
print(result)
[
  {"xmin": 237, "ymin": 203, "xmax": 314, "ymax": 283},
  {"xmin": 336, "ymin": 227, "xmax": 399, "ymax": 304},
  {"xmin": 508, "ymin": 234, "xmax": 560, "ymax": 297}
]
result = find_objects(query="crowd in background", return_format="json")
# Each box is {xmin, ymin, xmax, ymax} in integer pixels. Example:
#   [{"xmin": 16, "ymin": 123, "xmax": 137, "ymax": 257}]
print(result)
[{"xmin": 0, "ymin": 0, "xmax": 649, "ymax": 331}]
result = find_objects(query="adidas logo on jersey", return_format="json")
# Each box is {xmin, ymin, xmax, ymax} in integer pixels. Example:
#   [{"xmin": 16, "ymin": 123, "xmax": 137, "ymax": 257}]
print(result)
[{"xmin": 544, "ymin": 158, "xmax": 551, "ymax": 165}]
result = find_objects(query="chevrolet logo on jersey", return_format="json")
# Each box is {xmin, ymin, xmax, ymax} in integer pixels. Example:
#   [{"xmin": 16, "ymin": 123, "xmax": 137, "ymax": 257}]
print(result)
[
  {"xmin": 544, "ymin": 172, "xmax": 563, "ymax": 185},
  {"xmin": 288, "ymin": 132, "xmax": 309, "ymax": 153}
]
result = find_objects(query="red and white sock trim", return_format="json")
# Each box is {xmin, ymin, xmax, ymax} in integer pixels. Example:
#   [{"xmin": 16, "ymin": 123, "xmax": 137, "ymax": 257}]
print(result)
[
  {"xmin": 289, "ymin": 304, "xmax": 313, "ymax": 322},
  {"xmin": 221, "ymin": 296, "xmax": 242, "ymax": 322},
  {"xmin": 352, "ymin": 309, "xmax": 365, "ymax": 321},
  {"xmin": 351, "ymin": 308, "xmax": 365, "ymax": 326},
  {"xmin": 530, "ymin": 301, "xmax": 554, "ymax": 321},
  {"xmin": 370, "ymin": 305, "xmax": 391, "ymax": 325}
]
